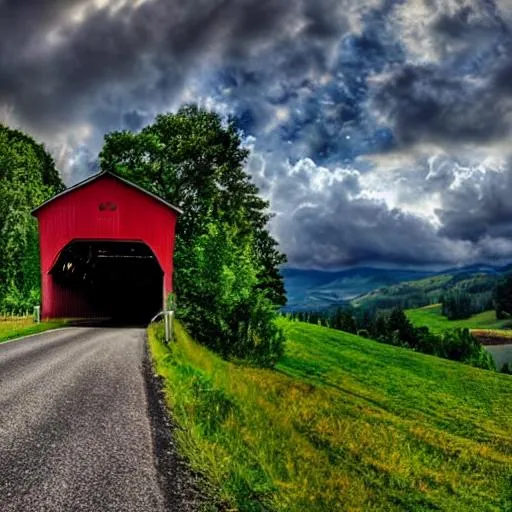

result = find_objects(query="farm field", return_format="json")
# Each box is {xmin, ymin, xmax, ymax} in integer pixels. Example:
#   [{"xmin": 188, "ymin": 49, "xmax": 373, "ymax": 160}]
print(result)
[
  {"xmin": 0, "ymin": 317, "xmax": 65, "ymax": 343},
  {"xmin": 406, "ymin": 304, "xmax": 512, "ymax": 334},
  {"xmin": 149, "ymin": 318, "xmax": 512, "ymax": 511},
  {"xmin": 406, "ymin": 305, "xmax": 512, "ymax": 369}
]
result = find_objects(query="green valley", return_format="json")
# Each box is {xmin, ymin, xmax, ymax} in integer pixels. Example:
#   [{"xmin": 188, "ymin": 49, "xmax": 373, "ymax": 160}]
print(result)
[{"xmin": 405, "ymin": 304, "xmax": 512, "ymax": 334}]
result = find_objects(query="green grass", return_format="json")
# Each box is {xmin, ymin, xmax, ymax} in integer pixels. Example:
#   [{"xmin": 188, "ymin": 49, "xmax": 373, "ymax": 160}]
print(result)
[
  {"xmin": 406, "ymin": 304, "xmax": 511, "ymax": 334},
  {"xmin": 149, "ymin": 319, "xmax": 512, "ymax": 511},
  {"xmin": 0, "ymin": 318, "xmax": 66, "ymax": 343}
]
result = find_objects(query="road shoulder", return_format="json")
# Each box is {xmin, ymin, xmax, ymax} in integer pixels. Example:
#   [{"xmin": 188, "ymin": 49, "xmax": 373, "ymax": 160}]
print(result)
[{"xmin": 143, "ymin": 334, "xmax": 215, "ymax": 511}]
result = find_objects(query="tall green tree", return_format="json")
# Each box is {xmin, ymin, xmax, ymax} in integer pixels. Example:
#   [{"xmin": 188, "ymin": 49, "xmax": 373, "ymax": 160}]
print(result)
[
  {"xmin": 100, "ymin": 105, "xmax": 286, "ymax": 365},
  {"xmin": 495, "ymin": 274, "xmax": 512, "ymax": 319},
  {"xmin": 0, "ymin": 125, "xmax": 64, "ymax": 312},
  {"xmin": 441, "ymin": 290, "xmax": 473, "ymax": 320}
]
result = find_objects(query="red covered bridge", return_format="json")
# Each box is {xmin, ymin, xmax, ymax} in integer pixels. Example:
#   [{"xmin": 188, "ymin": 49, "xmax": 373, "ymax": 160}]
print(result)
[{"xmin": 32, "ymin": 171, "xmax": 181, "ymax": 323}]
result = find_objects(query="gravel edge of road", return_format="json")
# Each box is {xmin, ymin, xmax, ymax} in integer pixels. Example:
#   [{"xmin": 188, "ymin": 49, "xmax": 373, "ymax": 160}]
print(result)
[{"xmin": 142, "ymin": 333, "xmax": 221, "ymax": 512}]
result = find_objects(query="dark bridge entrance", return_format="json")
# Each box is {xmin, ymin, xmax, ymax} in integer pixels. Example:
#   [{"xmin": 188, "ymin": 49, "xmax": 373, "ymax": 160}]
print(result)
[
  {"xmin": 51, "ymin": 240, "xmax": 163, "ymax": 323},
  {"xmin": 32, "ymin": 172, "xmax": 181, "ymax": 323}
]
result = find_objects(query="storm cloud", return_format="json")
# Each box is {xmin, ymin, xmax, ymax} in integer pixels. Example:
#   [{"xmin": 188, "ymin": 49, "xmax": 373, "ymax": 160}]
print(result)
[
  {"xmin": 372, "ymin": 1, "xmax": 512, "ymax": 148},
  {"xmin": 372, "ymin": 64, "xmax": 511, "ymax": 146},
  {"xmin": 267, "ymin": 159, "xmax": 471, "ymax": 268},
  {"xmin": 2, "ymin": 0, "xmax": 512, "ymax": 269},
  {"xmin": 0, "ymin": 0, "xmax": 364, "ymax": 135}
]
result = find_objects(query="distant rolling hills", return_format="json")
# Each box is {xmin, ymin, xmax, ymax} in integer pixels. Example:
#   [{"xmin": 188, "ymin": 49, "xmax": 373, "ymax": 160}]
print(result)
[
  {"xmin": 282, "ymin": 263, "xmax": 512, "ymax": 311},
  {"xmin": 281, "ymin": 267, "xmax": 435, "ymax": 310}
]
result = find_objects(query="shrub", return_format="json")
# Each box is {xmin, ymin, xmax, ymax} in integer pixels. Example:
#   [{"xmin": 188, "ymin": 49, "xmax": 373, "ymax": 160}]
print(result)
[
  {"xmin": 500, "ymin": 363, "xmax": 512, "ymax": 375},
  {"xmin": 177, "ymin": 222, "xmax": 284, "ymax": 367},
  {"xmin": 440, "ymin": 329, "xmax": 495, "ymax": 370}
]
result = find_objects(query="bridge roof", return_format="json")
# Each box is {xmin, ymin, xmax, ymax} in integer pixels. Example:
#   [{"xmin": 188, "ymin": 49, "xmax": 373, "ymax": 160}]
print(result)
[{"xmin": 32, "ymin": 171, "xmax": 183, "ymax": 216}]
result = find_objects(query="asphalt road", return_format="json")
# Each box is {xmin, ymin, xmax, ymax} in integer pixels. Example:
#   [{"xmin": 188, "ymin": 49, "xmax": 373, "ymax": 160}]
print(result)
[{"xmin": 0, "ymin": 327, "xmax": 200, "ymax": 512}]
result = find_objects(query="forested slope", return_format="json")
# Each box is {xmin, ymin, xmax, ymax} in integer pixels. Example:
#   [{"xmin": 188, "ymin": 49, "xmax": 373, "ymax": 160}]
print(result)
[
  {"xmin": 352, "ymin": 267, "xmax": 505, "ymax": 313},
  {"xmin": 0, "ymin": 125, "xmax": 63, "ymax": 312}
]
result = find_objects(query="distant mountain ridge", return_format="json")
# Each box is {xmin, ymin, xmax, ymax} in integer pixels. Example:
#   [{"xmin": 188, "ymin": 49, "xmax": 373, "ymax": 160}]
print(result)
[
  {"xmin": 282, "ymin": 267, "xmax": 436, "ymax": 310},
  {"xmin": 282, "ymin": 263, "xmax": 512, "ymax": 311},
  {"xmin": 437, "ymin": 263, "xmax": 511, "ymax": 276}
]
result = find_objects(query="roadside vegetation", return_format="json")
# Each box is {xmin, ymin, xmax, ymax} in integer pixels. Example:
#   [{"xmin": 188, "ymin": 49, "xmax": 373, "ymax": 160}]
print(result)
[
  {"xmin": 149, "ymin": 318, "xmax": 512, "ymax": 511},
  {"xmin": 0, "ymin": 317, "xmax": 65, "ymax": 343}
]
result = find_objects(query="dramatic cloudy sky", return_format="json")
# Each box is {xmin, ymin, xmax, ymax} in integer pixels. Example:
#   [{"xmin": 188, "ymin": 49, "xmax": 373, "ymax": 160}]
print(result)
[{"xmin": 2, "ymin": 0, "xmax": 512, "ymax": 270}]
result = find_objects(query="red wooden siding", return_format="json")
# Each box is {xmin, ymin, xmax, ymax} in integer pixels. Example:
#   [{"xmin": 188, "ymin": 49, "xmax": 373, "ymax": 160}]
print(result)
[{"xmin": 33, "ymin": 173, "xmax": 179, "ymax": 319}]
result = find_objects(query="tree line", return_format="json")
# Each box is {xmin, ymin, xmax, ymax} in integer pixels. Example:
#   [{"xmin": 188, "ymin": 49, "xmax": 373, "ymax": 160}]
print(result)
[
  {"xmin": 440, "ymin": 274, "xmax": 512, "ymax": 321},
  {"xmin": 0, "ymin": 125, "xmax": 64, "ymax": 313},
  {"xmin": 440, "ymin": 289, "xmax": 493, "ymax": 320},
  {"xmin": 288, "ymin": 307, "xmax": 496, "ymax": 370}
]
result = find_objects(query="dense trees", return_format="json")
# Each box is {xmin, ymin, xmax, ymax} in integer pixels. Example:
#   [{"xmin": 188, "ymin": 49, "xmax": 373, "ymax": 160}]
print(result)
[
  {"xmin": 441, "ymin": 289, "xmax": 493, "ymax": 320},
  {"xmin": 0, "ymin": 125, "xmax": 64, "ymax": 312},
  {"xmin": 495, "ymin": 274, "xmax": 512, "ymax": 319},
  {"xmin": 100, "ymin": 106, "xmax": 286, "ymax": 366},
  {"xmin": 356, "ymin": 272, "xmax": 498, "ymax": 316},
  {"xmin": 501, "ymin": 363, "xmax": 512, "ymax": 375},
  {"xmin": 441, "ymin": 290, "xmax": 473, "ymax": 319}
]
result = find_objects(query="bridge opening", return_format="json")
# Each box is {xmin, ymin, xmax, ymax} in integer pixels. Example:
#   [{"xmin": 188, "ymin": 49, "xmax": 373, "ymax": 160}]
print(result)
[{"xmin": 50, "ymin": 240, "xmax": 164, "ymax": 324}]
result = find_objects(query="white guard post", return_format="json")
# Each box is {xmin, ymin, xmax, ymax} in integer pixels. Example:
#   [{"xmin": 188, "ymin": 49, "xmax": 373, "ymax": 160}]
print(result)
[
  {"xmin": 34, "ymin": 305, "xmax": 41, "ymax": 324},
  {"xmin": 164, "ymin": 310, "xmax": 174, "ymax": 343}
]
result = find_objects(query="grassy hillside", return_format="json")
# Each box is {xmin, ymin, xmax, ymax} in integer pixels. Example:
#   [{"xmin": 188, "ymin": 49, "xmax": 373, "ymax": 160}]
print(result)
[
  {"xmin": 406, "ymin": 304, "xmax": 511, "ymax": 334},
  {"xmin": 149, "ymin": 319, "xmax": 512, "ymax": 511}
]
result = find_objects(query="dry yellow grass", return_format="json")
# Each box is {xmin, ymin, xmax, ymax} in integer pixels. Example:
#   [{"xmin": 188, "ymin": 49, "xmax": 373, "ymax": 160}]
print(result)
[
  {"xmin": 472, "ymin": 329, "xmax": 512, "ymax": 339},
  {"xmin": 0, "ymin": 317, "xmax": 64, "ymax": 343}
]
